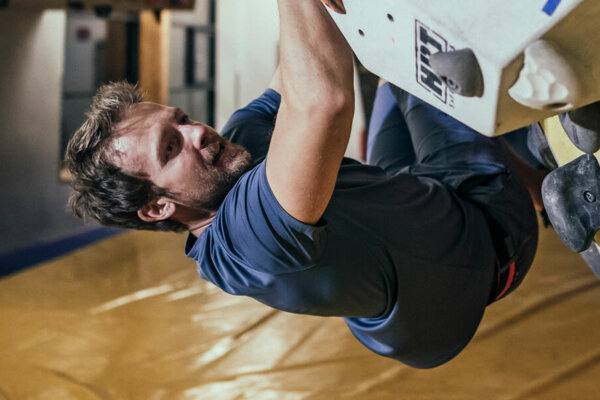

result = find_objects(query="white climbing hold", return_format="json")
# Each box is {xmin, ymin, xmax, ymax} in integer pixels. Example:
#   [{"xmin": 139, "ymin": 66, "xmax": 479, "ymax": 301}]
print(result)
[{"xmin": 509, "ymin": 39, "xmax": 582, "ymax": 111}]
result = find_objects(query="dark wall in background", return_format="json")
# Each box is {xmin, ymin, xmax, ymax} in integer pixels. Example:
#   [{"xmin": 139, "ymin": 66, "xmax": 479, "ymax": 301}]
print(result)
[{"xmin": 0, "ymin": 10, "xmax": 96, "ymax": 262}]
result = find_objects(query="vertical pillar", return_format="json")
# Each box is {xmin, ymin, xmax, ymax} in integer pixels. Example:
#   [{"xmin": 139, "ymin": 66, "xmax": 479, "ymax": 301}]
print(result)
[
  {"xmin": 106, "ymin": 20, "xmax": 127, "ymax": 82},
  {"xmin": 139, "ymin": 10, "xmax": 171, "ymax": 104}
]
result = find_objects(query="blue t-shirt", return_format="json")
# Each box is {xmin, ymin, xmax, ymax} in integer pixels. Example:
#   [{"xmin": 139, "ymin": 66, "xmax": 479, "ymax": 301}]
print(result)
[{"xmin": 186, "ymin": 89, "xmax": 499, "ymax": 368}]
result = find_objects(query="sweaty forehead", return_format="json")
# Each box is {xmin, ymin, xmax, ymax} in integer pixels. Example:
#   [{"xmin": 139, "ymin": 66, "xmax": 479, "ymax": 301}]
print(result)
[
  {"xmin": 115, "ymin": 102, "xmax": 169, "ymax": 133},
  {"xmin": 110, "ymin": 135, "xmax": 148, "ymax": 177},
  {"xmin": 109, "ymin": 102, "xmax": 171, "ymax": 176}
]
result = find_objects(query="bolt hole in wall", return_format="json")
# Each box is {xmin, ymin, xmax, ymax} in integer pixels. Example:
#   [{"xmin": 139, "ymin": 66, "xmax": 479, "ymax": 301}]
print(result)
[{"xmin": 358, "ymin": 11, "xmax": 396, "ymax": 38}]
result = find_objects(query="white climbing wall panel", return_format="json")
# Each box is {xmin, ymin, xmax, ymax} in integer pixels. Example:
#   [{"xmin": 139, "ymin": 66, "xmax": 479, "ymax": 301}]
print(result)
[{"xmin": 328, "ymin": 0, "xmax": 600, "ymax": 136}]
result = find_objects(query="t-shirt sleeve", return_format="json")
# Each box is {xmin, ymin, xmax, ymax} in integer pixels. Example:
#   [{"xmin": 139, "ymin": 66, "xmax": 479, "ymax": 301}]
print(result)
[
  {"xmin": 209, "ymin": 160, "xmax": 328, "ymax": 275},
  {"xmin": 220, "ymin": 89, "xmax": 281, "ymax": 164}
]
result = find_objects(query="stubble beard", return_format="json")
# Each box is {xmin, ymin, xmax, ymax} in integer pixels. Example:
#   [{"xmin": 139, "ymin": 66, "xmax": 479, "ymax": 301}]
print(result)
[{"xmin": 174, "ymin": 142, "xmax": 253, "ymax": 212}]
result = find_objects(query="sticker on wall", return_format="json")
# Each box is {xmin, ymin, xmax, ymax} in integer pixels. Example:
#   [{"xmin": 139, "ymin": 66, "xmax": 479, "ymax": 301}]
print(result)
[{"xmin": 543, "ymin": 0, "xmax": 563, "ymax": 15}]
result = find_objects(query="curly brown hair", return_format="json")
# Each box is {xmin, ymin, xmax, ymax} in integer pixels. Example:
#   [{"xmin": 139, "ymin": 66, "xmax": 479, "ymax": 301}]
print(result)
[{"xmin": 64, "ymin": 81, "xmax": 187, "ymax": 232}]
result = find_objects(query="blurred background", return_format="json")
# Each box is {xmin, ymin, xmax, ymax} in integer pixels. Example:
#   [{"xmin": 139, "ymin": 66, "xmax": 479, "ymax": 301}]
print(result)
[{"xmin": 0, "ymin": 0, "xmax": 277, "ymax": 269}]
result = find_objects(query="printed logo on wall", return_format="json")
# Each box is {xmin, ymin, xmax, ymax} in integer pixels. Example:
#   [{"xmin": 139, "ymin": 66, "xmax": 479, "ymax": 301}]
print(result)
[{"xmin": 415, "ymin": 20, "xmax": 455, "ymax": 108}]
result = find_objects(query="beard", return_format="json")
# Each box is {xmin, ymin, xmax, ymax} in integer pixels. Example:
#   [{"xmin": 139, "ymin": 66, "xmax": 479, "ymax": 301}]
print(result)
[{"xmin": 171, "ymin": 142, "xmax": 253, "ymax": 212}]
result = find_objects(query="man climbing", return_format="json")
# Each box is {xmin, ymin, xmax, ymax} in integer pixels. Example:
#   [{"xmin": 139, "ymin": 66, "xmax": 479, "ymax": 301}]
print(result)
[{"xmin": 65, "ymin": 0, "xmax": 538, "ymax": 368}]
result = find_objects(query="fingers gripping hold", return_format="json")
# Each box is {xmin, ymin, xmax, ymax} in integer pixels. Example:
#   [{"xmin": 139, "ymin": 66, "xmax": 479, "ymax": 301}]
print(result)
[{"xmin": 321, "ymin": 0, "xmax": 346, "ymax": 14}]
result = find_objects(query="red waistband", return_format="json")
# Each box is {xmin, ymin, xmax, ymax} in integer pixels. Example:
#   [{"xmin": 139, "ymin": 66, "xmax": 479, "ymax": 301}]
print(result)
[{"xmin": 494, "ymin": 261, "xmax": 516, "ymax": 301}]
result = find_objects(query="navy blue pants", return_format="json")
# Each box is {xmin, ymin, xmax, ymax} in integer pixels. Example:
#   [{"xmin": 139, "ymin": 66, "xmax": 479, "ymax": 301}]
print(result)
[{"xmin": 367, "ymin": 83, "xmax": 539, "ymax": 301}]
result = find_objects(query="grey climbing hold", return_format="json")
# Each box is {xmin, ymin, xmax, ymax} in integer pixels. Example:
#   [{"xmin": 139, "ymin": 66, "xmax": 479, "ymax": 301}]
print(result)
[
  {"xmin": 527, "ymin": 122, "xmax": 559, "ymax": 170},
  {"xmin": 542, "ymin": 154, "xmax": 600, "ymax": 253},
  {"xmin": 580, "ymin": 242, "xmax": 600, "ymax": 280},
  {"xmin": 560, "ymin": 101, "xmax": 600, "ymax": 154},
  {"xmin": 429, "ymin": 48, "xmax": 484, "ymax": 98}
]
